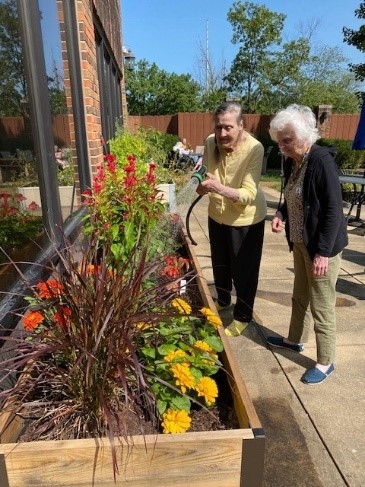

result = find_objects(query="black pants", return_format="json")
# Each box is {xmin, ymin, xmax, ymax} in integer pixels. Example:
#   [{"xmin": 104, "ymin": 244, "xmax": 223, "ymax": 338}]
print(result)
[{"xmin": 208, "ymin": 217, "xmax": 265, "ymax": 322}]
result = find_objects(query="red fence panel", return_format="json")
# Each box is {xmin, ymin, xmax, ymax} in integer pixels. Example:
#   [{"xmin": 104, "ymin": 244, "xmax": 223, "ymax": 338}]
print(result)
[
  {"xmin": 329, "ymin": 114, "xmax": 360, "ymax": 140},
  {"xmin": 0, "ymin": 114, "xmax": 71, "ymax": 150}
]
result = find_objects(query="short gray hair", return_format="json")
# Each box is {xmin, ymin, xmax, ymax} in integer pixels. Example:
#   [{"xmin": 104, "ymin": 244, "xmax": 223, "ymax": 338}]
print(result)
[
  {"xmin": 269, "ymin": 104, "xmax": 320, "ymax": 144},
  {"xmin": 214, "ymin": 101, "xmax": 243, "ymax": 124}
]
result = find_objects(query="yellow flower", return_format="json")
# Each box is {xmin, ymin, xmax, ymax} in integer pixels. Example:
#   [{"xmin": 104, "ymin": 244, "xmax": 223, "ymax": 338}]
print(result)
[
  {"xmin": 195, "ymin": 377, "xmax": 218, "ymax": 406},
  {"xmin": 170, "ymin": 363, "xmax": 195, "ymax": 393},
  {"xmin": 199, "ymin": 307, "xmax": 222, "ymax": 329},
  {"xmin": 171, "ymin": 298, "xmax": 192, "ymax": 315},
  {"xmin": 161, "ymin": 408, "xmax": 192, "ymax": 434},
  {"xmin": 194, "ymin": 340, "xmax": 212, "ymax": 353},
  {"xmin": 193, "ymin": 340, "xmax": 218, "ymax": 362},
  {"xmin": 164, "ymin": 349, "xmax": 188, "ymax": 363}
]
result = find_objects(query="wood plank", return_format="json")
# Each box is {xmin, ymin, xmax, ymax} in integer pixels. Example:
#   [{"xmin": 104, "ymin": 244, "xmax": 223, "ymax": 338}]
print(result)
[
  {"xmin": 0, "ymin": 430, "xmax": 252, "ymax": 486},
  {"xmin": 183, "ymin": 227, "xmax": 264, "ymax": 431}
]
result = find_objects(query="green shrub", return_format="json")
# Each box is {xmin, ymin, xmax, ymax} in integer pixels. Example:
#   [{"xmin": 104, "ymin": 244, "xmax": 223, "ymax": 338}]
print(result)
[
  {"xmin": 109, "ymin": 126, "xmax": 180, "ymax": 184},
  {"xmin": 318, "ymin": 139, "xmax": 365, "ymax": 171}
]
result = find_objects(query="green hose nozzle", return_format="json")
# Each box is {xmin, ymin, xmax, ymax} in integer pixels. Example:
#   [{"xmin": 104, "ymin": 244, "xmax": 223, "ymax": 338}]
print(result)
[{"xmin": 191, "ymin": 165, "xmax": 207, "ymax": 184}]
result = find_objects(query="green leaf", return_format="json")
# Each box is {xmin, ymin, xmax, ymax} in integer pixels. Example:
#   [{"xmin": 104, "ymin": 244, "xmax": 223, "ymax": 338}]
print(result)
[
  {"xmin": 205, "ymin": 335, "xmax": 224, "ymax": 352},
  {"xmin": 156, "ymin": 399, "xmax": 167, "ymax": 415},
  {"xmin": 141, "ymin": 346, "xmax": 156, "ymax": 359},
  {"xmin": 170, "ymin": 395, "xmax": 191, "ymax": 412},
  {"xmin": 158, "ymin": 344, "xmax": 176, "ymax": 356}
]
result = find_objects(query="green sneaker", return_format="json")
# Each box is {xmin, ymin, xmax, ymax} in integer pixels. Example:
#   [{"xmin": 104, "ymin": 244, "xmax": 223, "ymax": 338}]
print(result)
[{"xmin": 225, "ymin": 319, "xmax": 248, "ymax": 337}]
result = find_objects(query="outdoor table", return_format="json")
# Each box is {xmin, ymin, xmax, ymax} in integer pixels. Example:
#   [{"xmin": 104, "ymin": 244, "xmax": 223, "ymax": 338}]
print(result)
[{"xmin": 339, "ymin": 174, "xmax": 365, "ymax": 226}]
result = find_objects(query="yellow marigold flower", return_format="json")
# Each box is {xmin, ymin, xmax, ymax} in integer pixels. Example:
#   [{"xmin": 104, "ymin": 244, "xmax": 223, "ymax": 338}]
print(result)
[
  {"xmin": 171, "ymin": 363, "xmax": 195, "ymax": 393},
  {"xmin": 23, "ymin": 310, "xmax": 44, "ymax": 331},
  {"xmin": 164, "ymin": 349, "xmax": 188, "ymax": 363},
  {"xmin": 161, "ymin": 408, "xmax": 192, "ymax": 434},
  {"xmin": 195, "ymin": 377, "xmax": 218, "ymax": 406},
  {"xmin": 199, "ymin": 307, "xmax": 222, "ymax": 329},
  {"xmin": 194, "ymin": 340, "xmax": 212, "ymax": 352},
  {"xmin": 193, "ymin": 340, "xmax": 218, "ymax": 362},
  {"xmin": 171, "ymin": 298, "xmax": 192, "ymax": 315}
]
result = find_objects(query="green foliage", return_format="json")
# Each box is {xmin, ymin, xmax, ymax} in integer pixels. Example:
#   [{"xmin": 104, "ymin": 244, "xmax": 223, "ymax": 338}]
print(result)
[
  {"xmin": 343, "ymin": 1, "xmax": 365, "ymax": 81},
  {"xmin": 110, "ymin": 126, "xmax": 166, "ymax": 165},
  {"xmin": 226, "ymin": 1, "xmax": 286, "ymax": 113},
  {"xmin": 83, "ymin": 153, "xmax": 171, "ymax": 264},
  {"xmin": 0, "ymin": 0, "xmax": 25, "ymax": 116},
  {"xmin": 225, "ymin": 1, "xmax": 361, "ymax": 114},
  {"xmin": 0, "ymin": 191, "xmax": 43, "ymax": 262},
  {"xmin": 57, "ymin": 163, "xmax": 74, "ymax": 186},
  {"xmin": 138, "ymin": 299, "xmax": 223, "ymax": 424},
  {"xmin": 109, "ymin": 126, "xmax": 180, "ymax": 183},
  {"xmin": 125, "ymin": 59, "xmax": 202, "ymax": 115},
  {"xmin": 317, "ymin": 139, "xmax": 365, "ymax": 170}
]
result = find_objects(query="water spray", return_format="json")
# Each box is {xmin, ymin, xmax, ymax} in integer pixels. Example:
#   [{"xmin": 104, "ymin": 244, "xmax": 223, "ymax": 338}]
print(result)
[{"xmin": 186, "ymin": 165, "xmax": 207, "ymax": 246}]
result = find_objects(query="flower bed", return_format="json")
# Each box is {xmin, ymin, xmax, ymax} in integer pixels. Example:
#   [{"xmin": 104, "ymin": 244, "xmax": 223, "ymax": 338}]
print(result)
[
  {"xmin": 0, "ymin": 232, "xmax": 265, "ymax": 486},
  {"xmin": 0, "ymin": 153, "xmax": 264, "ymax": 486}
]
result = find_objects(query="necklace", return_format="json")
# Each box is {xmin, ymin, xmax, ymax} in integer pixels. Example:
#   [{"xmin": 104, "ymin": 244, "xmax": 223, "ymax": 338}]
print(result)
[{"xmin": 288, "ymin": 153, "xmax": 308, "ymax": 191}]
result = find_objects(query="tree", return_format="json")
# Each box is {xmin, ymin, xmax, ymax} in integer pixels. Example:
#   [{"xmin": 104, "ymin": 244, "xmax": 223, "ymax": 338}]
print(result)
[
  {"xmin": 193, "ymin": 36, "xmax": 228, "ymax": 111},
  {"xmin": 47, "ymin": 60, "xmax": 67, "ymax": 114},
  {"xmin": 255, "ymin": 39, "xmax": 311, "ymax": 113},
  {"xmin": 0, "ymin": 0, "xmax": 26, "ymax": 116},
  {"xmin": 225, "ymin": 1, "xmax": 286, "ymax": 113},
  {"xmin": 224, "ymin": 1, "xmax": 360, "ymax": 114},
  {"xmin": 343, "ymin": 2, "xmax": 365, "ymax": 81},
  {"xmin": 125, "ymin": 60, "xmax": 202, "ymax": 115},
  {"xmin": 298, "ymin": 45, "xmax": 361, "ymax": 112}
]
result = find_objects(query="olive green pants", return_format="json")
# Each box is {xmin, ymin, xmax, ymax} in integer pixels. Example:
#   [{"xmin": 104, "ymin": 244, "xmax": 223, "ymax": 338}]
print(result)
[{"xmin": 288, "ymin": 242, "xmax": 342, "ymax": 365}]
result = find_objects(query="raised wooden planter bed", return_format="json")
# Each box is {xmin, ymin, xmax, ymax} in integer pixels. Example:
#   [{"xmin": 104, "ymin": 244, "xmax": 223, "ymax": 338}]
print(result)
[{"xmin": 0, "ymin": 229, "xmax": 265, "ymax": 487}]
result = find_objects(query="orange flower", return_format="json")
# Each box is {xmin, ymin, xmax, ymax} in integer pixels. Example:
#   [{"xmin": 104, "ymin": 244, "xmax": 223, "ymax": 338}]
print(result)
[
  {"xmin": 54, "ymin": 306, "xmax": 72, "ymax": 326},
  {"xmin": 36, "ymin": 280, "xmax": 64, "ymax": 299},
  {"xmin": 23, "ymin": 311, "xmax": 44, "ymax": 331}
]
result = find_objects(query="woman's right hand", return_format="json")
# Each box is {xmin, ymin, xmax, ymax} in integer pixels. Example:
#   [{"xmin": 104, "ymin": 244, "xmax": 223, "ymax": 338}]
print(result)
[{"xmin": 272, "ymin": 212, "xmax": 284, "ymax": 233}]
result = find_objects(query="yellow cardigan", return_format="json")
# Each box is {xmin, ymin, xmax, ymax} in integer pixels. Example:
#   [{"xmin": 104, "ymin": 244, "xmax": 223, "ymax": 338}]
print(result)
[{"xmin": 202, "ymin": 133, "xmax": 267, "ymax": 226}]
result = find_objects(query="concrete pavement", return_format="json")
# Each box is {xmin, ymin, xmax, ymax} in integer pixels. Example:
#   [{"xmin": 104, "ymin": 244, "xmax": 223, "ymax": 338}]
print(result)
[{"xmin": 187, "ymin": 185, "xmax": 365, "ymax": 487}]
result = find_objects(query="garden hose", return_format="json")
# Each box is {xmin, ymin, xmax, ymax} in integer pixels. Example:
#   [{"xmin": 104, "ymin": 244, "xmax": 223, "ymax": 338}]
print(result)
[
  {"xmin": 186, "ymin": 165, "xmax": 207, "ymax": 245},
  {"xmin": 186, "ymin": 194, "xmax": 203, "ymax": 245}
]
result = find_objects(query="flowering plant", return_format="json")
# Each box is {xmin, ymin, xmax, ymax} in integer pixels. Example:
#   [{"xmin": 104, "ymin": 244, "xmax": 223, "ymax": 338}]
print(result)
[
  {"xmin": 0, "ymin": 151, "xmax": 225, "ymax": 477},
  {"xmin": 0, "ymin": 191, "xmax": 42, "ymax": 263},
  {"xmin": 138, "ymin": 297, "xmax": 223, "ymax": 434},
  {"xmin": 82, "ymin": 153, "xmax": 167, "ymax": 263}
]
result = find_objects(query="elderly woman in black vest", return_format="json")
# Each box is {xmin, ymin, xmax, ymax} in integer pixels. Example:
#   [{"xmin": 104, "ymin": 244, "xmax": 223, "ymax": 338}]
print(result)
[{"xmin": 266, "ymin": 104, "xmax": 348, "ymax": 385}]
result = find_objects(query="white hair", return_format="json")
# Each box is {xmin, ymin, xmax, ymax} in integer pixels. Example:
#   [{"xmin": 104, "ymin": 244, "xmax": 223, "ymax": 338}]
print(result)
[{"xmin": 269, "ymin": 104, "xmax": 320, "ymax": 144}]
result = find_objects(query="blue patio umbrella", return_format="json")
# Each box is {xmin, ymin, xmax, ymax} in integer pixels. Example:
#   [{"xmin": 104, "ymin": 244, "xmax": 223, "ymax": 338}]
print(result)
[{"xmin": 352, "ymin": 99, "xmax": 365, "ymax": 150}]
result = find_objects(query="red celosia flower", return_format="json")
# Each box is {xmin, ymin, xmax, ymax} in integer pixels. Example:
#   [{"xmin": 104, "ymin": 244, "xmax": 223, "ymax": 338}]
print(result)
[
  {"xmin": 124, "ymin": 175, "xmax": 137, "ymax": 187},
  {"xmin": 147, "ymin": 161, "xmax": 156, "ymax": 183},
  {"xmin": 36, "ymin": 280, "xmax": 64, "ymax": 299},
  {"xmin": 14, "ymin": 193, "xmax": 27, "ymax": 202},
  {"xmin": 105, "ymin": 153, "xmax": 116, "ymax": 173},
  {"xmin": 28, "ymin": 201, "xmax": 40, "ymax": 211},
  {"xmin": 92, "ymin": 180, "xmax": 103, "ymax": 193},
  {"xmin": 23, "ymin": 311, "xmax": 44, "ymax": 331},
  {"xmin": 4, "ymin": 207, "xmax": 17, "ymax": 216}
]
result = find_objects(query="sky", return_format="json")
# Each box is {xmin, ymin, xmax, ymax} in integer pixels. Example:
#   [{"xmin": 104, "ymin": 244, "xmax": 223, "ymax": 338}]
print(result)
[{"xmin": 121, "ymin": 0, "xmax": 364, "ymax": 77}]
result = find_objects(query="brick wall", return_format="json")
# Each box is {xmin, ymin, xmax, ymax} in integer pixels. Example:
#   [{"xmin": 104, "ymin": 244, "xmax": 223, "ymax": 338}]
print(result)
[{"xmin": 57, "ymin": 0, "xmax": 125, "ymax": 197}]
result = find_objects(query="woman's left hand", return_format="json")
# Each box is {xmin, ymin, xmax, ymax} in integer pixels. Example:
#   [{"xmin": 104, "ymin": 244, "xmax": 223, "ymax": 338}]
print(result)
[{"xmin": 312, "ymin": 254, "xmax": 329, "ymax": 277}]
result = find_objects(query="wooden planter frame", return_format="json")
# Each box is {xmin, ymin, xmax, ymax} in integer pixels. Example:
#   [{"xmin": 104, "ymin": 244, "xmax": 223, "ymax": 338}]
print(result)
[{"xmin": 0, "ymin": 228, "xmax": 265, "ymax": 487}]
